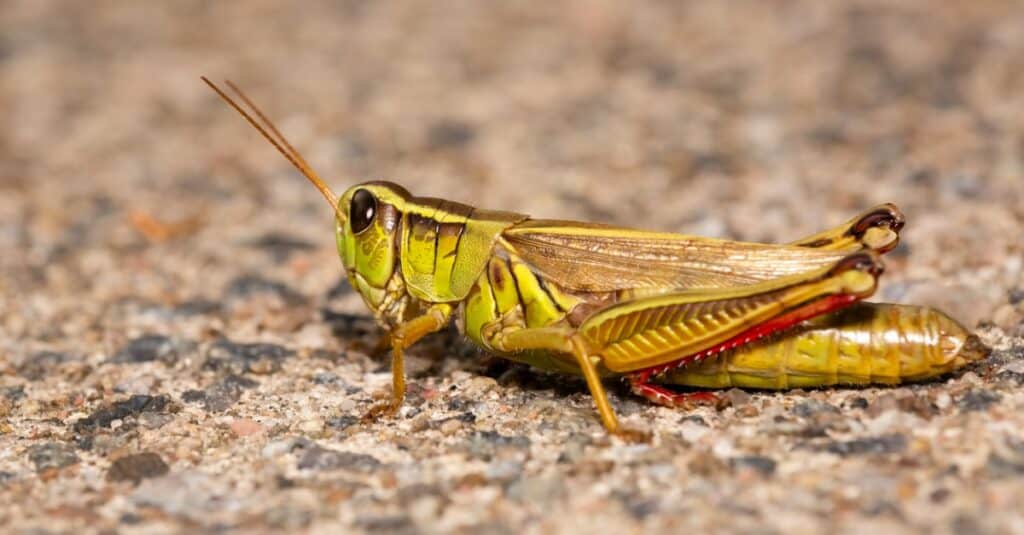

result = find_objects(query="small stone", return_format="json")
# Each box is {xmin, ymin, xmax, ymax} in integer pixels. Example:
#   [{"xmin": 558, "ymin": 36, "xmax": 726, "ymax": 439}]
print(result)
[
  {"xmin": 507, "ymin": 475, "xmax": 565, "ymax": 507},
  {"xmin": 74, "ymin": 395, "xmax": 172, "ymax": 433},
  {"xmin": 204, "ymin": 339, "xmax": 294, "ymax": 375},
  {"xmin": 327, "ymin": 415, "xmax": 359, "ymax": 430},
  {"xmin": 992, "ymin": 304, "xmax": 1022, "ymax": 330},
  {"xmin": 28, "ymin": 442, "xmax": 79, "ymax": 472},
  {"xmin": 791, "ymin": 399, "xmax": 839, "ymax": 418},
  {"xmin": 186, "ymin": 375, "xmax": 259, "ymax": 412},
  {"xmin": 297, "ymin": 418, "xmax": 324, "ymax": 434},
  {"xmin": 729, "ymin": 455, "xmax": 777, "ymax": 476},
  {"xmin": 958, "ymin": 389, "xmax": 1001, "ymax": 412},
  {"xmin": 722, "ymin": 388, "xmax": 751, "ymax": 407},
  {"xmin": 297, "ymin": 445, "xmax": 381, "ymax": 472},
  {"xmin": 439, "ymin": 419, "xmax": 463, "ymax": 435},
  {"xmin": 138, "ymin": 412, "xmax": 174, "ymax": 429},
  {"xmin": 313, "ymin": 372, "xmax": 339, "ymax": 385},
  {"xmin": 465, "ymin": 431, "xmax": 531, "ymax": 460},
  {"xmin": 825, "ymin": 433, "xmax": 907, "ymax": 456},
  {"xmin": 264, "ymin": 504, "xmax": 314, "ymax": 530},
  {"xmin": 181, "ymin": 390, "xmax": 206, "ymax": 404},
  {"xmin": 132, "ymin": 471, "xmax": 228, "ymax": 516},
  {"xmin": 464, "ymin": 376, "xmax": 498, "ymax": 396},
  {"xmin": 354, "ymin": 514, "xmax": 416, "ymax": 533},
  {"xmin": 262, "ymin": 437, "xmax": 313, "ymax": 459},
  {"xmin": 224, "ymin": 275, "xmax": 306, "ymax": 304},
  {"xmin": 173, "ymin": 299, "xmax": 221, "ymax": 316},
  {"xmin": 246, "ymin": 232, "xmax": 315, "ymax": 263},
  {"xmin": 736, "ymin": 404, "xmax": 760, "ymax": 417},
  {"xmin": 688, "ymin": 448, "xmax": 729, "ymax": 475},
  {"xmin": 17, "ymin": 351, "xmax": 71, "ymax": 381},
  {"xmin": 846, "ymin": 397, "xmax": 869, "ymax": 410},
  {"xmin": 230, "ymin": 418, "xmax": 264, "ymax": 437},
  {"xmin": 1, "ymin": 386, "xmax": 24, "ymax": 401},
  {"xmin": 986, "ymin": 453, "xmax": 1024, "ymax": 478},
  {"xmin": 107, "ymin": 452, "xmax": 170, "ymax": 484},
  {"xmin": 111, "ymin": 335, "xmax": 196, "ymax": 365},
  {"xmin": 485, "ymin": 460, "xmax": 523, "ymax": 484}
]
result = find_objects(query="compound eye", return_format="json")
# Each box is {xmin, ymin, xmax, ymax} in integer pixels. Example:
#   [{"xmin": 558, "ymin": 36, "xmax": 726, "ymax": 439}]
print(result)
[{"xmin": 349, "ymin": 189, "xmax": 377, "ymax": 234}]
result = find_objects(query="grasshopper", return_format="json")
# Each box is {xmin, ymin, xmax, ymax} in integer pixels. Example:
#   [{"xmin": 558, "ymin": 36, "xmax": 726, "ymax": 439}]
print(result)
[{"xmin": 203, "ymin": 78, "xmax": 987, "ymax": 439}]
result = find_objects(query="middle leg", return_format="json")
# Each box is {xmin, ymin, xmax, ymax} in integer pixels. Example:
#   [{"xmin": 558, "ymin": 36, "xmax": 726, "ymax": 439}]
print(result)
[{"xmin": 490, "ymin": 326, "xmax": 649, "ymax": 441}]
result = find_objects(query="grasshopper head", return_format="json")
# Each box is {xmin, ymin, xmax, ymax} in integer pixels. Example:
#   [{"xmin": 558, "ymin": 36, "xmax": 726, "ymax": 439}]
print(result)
[{"xmin": 336, "ymin": 182, "xmax": 411, "ymax": 296}]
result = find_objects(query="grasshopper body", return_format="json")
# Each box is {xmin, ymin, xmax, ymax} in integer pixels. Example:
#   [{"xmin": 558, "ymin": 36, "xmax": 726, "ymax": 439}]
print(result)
[{"xmin": 204, "ymin": 78, "xmax": 988, "ymax": 438}]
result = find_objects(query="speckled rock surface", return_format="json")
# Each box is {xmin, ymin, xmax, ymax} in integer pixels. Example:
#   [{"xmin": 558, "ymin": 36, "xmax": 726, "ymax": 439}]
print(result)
[{"xmin": 2, "ymin": 2, "xmax": 1023, "ymax": 533}]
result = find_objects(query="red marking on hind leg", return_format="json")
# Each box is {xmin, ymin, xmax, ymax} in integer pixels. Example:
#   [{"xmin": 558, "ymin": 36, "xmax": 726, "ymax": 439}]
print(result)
[
  {"xmin": 629, "ymin": 380, "xmax": 719, "ymax": 408},
  {"xmin": 630, "ymin": 293, "xmax": 861, "ymax": 384}
]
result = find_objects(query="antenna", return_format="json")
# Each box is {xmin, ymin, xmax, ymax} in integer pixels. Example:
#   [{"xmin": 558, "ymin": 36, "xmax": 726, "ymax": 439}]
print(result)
[{"xmin": 201, "ymin": 76, "xmax": 339, "ymax": 212}]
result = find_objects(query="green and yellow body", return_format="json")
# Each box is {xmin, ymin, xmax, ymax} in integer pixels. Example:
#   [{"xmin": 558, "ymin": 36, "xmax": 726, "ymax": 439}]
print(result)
[
  {"xmin": 205, "ymin": 78, "xmax": 989, "ymax": 439},
  {"xmin": 332, "ymin": 181, "xmax": 985, "ymax": 434}
]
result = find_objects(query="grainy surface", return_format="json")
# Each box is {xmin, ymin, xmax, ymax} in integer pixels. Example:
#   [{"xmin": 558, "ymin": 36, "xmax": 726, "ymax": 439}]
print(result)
[{"xmin": 2, "ymin": 2, "xmax": 1024, "ymax": 533}]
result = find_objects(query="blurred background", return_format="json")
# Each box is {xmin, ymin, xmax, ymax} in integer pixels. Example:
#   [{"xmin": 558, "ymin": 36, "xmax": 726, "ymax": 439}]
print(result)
[
  {"xmin": 1, "ymin": 1, "xmax": 1023, "ymax": 532},
  {"xmin": 3, "ymin": 2, "xmax": 1022, "ymax": 314}
]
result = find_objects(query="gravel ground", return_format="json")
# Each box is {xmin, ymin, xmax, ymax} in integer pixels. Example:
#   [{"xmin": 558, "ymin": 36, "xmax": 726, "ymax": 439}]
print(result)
[{"xmin": 2, "ymin": 2, "xmax": 1023, "ymax": 533}]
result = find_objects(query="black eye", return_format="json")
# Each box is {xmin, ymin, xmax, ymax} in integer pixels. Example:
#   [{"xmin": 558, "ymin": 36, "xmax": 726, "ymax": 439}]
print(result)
[{"xmin": 349, "ymin": 189, "xmax": 377, "ymax": 234}]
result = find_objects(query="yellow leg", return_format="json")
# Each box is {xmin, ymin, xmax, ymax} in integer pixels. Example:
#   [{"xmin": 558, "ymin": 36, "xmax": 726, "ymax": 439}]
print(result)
[
  {"xmin": 364, "ymin": 304, "xmax": 452, "ymax": 420},
  {"xmin": 493, "ymin": 326, "xmax": 649, "ymax": 442}
]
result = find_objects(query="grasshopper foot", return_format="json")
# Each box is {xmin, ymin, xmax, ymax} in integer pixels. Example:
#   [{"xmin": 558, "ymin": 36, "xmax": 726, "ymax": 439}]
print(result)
[
  {"xmin": 612, "ymin": 426, "xmax": 653, "ymax": 443},
  {"xmin": 361, "ymin": 399, "xmax": 401, "ymax": 422}
]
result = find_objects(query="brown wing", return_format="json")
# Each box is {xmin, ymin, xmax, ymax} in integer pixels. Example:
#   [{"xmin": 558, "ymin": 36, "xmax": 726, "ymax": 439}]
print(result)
[{"xmin": 500, "ymin": 220, "xmax": 858, "ymax": 293}]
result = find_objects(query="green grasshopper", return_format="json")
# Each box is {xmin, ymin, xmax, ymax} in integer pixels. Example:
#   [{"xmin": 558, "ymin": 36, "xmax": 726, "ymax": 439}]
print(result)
[{"xmin": 203, "ymin": 78, "xmax": 987, "ymax": 439}]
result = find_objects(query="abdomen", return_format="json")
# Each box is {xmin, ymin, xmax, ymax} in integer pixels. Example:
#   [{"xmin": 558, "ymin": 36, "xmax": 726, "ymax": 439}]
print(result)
[{"xmin": 661, "ymin": 303, "xmax": 988, "ymax": 389}]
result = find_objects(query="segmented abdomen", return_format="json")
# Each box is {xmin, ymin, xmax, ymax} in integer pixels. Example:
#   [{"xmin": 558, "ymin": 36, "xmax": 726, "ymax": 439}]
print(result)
[{"xmin": 661, "ymin": 303, "xmax": 987, "ymax": 389}]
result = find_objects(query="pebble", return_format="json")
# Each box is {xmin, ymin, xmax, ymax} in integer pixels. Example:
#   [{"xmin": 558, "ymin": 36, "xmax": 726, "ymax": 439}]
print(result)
[
  {"xmin": 507, "ymin": 475, "xmax": 565, "ymax": 508},
  {"xmin": 17, "ymin": 351, "xmax": 71, "ymax": 381},
  {"xmin": 722, "ymin": 388, "xmax": 752, "ymax": 407},
  {"xmin": 262, "ymin": 438, "xmax": 311, "ymax": 459},
  {"xmin": 183, "ymin": 375, "xmax": 259, "ymax": 412},
  {"xmin": 107, "ymin": 452, "xmax": 170, "ymax": 484},
  {"xmin": 791, "ymin": 399, "xmax": 840, "ymax": 418},
  {"xmin": 110, "ymin": 335, "xmax": 197, "ymax": 365},
  {"xmin": 958, "ymin": 389, "xmax": 1002, "ymax": 412},
  {"xmin": 230, "ymin": 418, "xmax": 264, "ymax": 437},
  {"xmin": 730, "ymin": 456, "xmax": 778, "ymax": 477},
  {"xmin": 74, "ymin": 395, "xmax": 172, "ymax": 433},
  {"xmin": 203, "ymin": 340, "xmax": 294, "ymax": 376},
  {"xmin": 440, "ymin": 418, "xmax": 463, "ymax": 436},
  {"xmin": 992, "ymin": 303, "xmax": 1023, "ymax": 330},
  {"xmin": 326, "ymin": 415, "xmax": 359, "ymax": 431},
  {"xmin": 297, "ymin": 444, "xmax": 382, "ymax": 472},
  {"xmin": 264, "ymin": 504, "xmax": 314, "ymax": 530},
  {"xmin": 132, "ymin": 471, "xmax": 233, "ymax": 517},
  {"xmin": 27, "ymin": 442, "xmax": 80, "ymax": 472},
  {"xmin": 825, "ymin": 434, "xmax": 908, "ymax": 457},
  {"xmin": 297, "ymin": 418, "xmax": 324, "ymax": 435},
  {"xmin": 223, "ymin": 275, "xmax": 306, "ymax": 304},
  {"xmin": 246, "ymin": 233, "xmax": 316, "ymax": 263}
]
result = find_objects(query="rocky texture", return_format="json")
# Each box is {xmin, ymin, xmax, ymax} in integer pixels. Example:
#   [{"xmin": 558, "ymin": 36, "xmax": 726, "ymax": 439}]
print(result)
[{"xmin": 1, "ymin": 1, "xmax": 1023, "ymax": 533}]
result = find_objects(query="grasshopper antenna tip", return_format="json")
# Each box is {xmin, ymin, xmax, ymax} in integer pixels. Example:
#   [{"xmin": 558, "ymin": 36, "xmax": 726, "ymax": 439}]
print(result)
[{"xmin": 201, "ymin": 76, "xmax": 340, "ymax": 214}]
